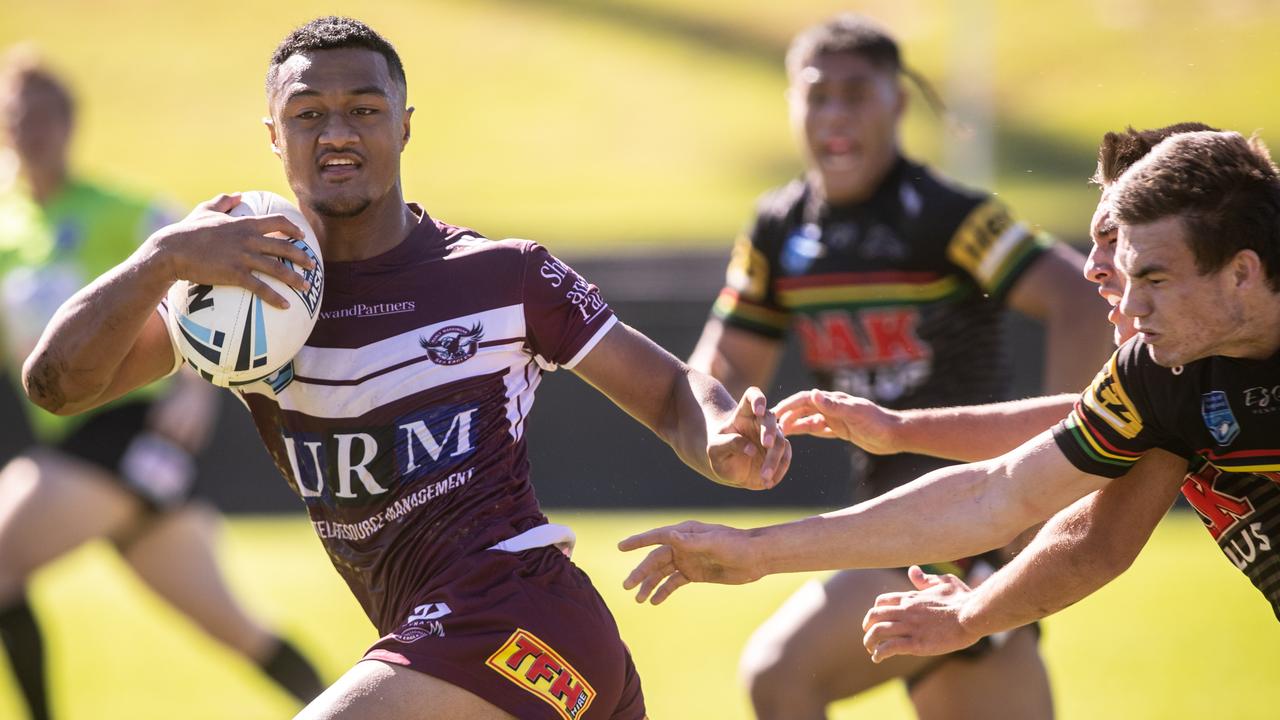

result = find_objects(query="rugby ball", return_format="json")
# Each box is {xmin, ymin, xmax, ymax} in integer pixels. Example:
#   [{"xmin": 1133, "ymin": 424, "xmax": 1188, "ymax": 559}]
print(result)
[{"xmin": 165, "ymin": 191, "xmax": 324, "ymax": 387}]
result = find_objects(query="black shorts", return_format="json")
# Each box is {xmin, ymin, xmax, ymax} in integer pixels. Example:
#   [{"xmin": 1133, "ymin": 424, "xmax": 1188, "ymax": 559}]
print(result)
[{"xmin": 52, "ymin": 401, "xmax": 197, "ymax": 513}]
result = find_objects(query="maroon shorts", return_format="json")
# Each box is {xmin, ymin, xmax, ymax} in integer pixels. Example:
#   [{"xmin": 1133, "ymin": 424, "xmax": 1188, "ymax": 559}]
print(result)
[{"xmin": 365, "ymin": 545, "xmax": 645, "ymax": 719}]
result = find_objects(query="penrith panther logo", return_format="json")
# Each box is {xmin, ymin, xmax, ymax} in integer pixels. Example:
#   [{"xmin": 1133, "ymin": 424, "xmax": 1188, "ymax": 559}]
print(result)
[{"xmin": 421, "ymin": 323, "xmax": 484, "ymax": 365}]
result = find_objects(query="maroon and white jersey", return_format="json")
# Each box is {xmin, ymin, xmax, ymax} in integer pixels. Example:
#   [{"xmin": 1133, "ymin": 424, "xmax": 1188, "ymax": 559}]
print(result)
[{"xmin": 223, "ymin": 209, "xmax": 616, "ymax": 632}]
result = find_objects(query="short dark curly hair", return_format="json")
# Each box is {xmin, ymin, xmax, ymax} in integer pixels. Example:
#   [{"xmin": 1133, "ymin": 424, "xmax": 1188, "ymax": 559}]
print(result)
[
  {"xmin": 1092, "ymin": 122, "xmax": 1219, "ymax": 186},
  {"xmin": 785, "ymin": 14, "xmax": 901, "ymax": 78},
  {"xmin": 1110, "ymin": 131, "xmax": 1280, "ymax": 289},
  {"xmin": 266, "ymin": 16, "xmax": 406, "ymax": 96}
]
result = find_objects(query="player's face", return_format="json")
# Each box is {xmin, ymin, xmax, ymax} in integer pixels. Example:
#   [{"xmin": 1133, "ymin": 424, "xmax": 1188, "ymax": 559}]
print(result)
[
  {"xmin": 788, "ymin": 52, "xmax": 904, "ymax": 204},
  {"xmin": 266, "ymin": 48, "xmax": 412, "ymax": 219},
  {"xmin": 2, "ymin": 79, "xmax": 71, "ymax": 174},
  {"xmin": 1117, "ymin": 215, "xmax": 1243, "ymax": 366},
  {"xmin": 1084, "ymin": 192, "xmax": 1136, "ymax": 346}
]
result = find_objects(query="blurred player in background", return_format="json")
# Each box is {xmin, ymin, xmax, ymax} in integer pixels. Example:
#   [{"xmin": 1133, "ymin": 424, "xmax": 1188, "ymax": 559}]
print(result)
[
  {"xmin": 0, "ymin": 50, "xmax": 323, "ymax": 718},
  {"xmin": 20, "ymin": 17, "xmax": 791, "ymax": 719},
  {"xmin": 688, "ymin": 14, "xmax": 1109, "ymax": 719}
]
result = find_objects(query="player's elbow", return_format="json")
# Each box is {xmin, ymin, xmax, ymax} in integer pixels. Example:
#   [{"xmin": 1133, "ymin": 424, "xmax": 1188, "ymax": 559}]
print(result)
[
  {"xmin": 1072, "ymin": 521, "xmax": 1142, "ymax": 581},
  {"xmin": 22, "ymin": 350, "xmax": 88, "ymax": 416}
]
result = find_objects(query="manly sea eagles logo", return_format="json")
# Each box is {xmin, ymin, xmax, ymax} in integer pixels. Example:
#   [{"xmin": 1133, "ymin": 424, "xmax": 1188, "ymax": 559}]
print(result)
[
  {"xmin": 421, "ymin": 323, "xmax": 484, "ymax": 365},
  {"xmin": 1201, "ymin": 390, "xmax": 1241, "ymax": 446}
]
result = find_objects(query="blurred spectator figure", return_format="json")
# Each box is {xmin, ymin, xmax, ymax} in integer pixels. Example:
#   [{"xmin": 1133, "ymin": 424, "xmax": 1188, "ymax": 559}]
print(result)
[{"xmin": 0, "ymin": 47, "xmax": 324, "ymax": 718}]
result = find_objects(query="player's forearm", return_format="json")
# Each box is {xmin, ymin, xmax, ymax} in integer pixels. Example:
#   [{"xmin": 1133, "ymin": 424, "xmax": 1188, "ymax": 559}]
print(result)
[
  {"xmin": 23, "ymin": 242, "xmax": 172, "ymax": 414},
  {"xmin": 664, "ymin": 367, "xmax": 736, "ymax": 480},
  {"xmin": 748, "ymin": 433, "xmax": 1105, "ymax": 574},
  {"xmin": 955, "ymin": 450, "xmax": 1182, "ymax": 636},
  {"xmin": 957, "ymin": 499, "xmax": 1124, "ymax": 637},
  {"xmin": 891, "ymin": 395, "xmax": 1077, "ymax": 462},
  {"xmin": 750, "ymin": 460, "xmax": 1037, "ymax": 574}
]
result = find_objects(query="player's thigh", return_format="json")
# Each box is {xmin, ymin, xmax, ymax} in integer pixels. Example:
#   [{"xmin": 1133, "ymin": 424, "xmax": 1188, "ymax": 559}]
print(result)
[
  {"xmin": 909, "ymin": 626, "xmax": 1053, "ymax": 720},
  {"xmin": 0, "ymin": 448, "xmax": 140, "ymax": 590},
  {"xmin": 296, "ymin": 659, "xmax": 516, "ymax": 720},
  {"xmin": 121, "ymin": 502, "xmax": 273, "ymax": 659},
  {"xmin": 742, "ymin": 568, "xmax": 937, "ymax": 699}
]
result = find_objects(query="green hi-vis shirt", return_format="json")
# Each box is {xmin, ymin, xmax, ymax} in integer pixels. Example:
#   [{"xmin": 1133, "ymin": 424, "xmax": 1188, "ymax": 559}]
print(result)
[{"xmin": 0, "ymin": 177, "xmax": 173, "ymax": 442}]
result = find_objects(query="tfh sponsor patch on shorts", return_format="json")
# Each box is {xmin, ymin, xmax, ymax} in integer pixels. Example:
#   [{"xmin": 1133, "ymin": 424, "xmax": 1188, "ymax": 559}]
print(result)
[{"xmin": 485, "ymin": 629, "xmax": 595, "ymax": 719}]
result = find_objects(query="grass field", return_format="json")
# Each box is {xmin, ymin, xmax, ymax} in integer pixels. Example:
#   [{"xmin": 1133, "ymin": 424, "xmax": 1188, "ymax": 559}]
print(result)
[
  {"xmin": 2, "ymin": 1, "xmax": 1278, "ymax": 246},
  {"xmin": 1, "ymin": 509, "xmax": 1272, "ymax": 719}
]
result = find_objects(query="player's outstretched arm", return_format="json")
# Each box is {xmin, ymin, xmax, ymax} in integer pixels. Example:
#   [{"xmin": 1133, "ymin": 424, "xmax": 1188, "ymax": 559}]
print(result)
[
  {"xmin": 860, "ymin": 448, "xmax": 1185, "ymax": 661},
  {"xmin": 619, "ymin": 431, "xmax": 1111, "ymax": 603},
  {"xmin": 774, "ymin": 390, "xmax": 1077, "ymax": 462},
  {"xmin": 23, "ymin": 193, "xmax": 314, "ymax": 415},
  {"xmin": 573, "ymin": 322, "xmax": 790, "ymax": 491}
]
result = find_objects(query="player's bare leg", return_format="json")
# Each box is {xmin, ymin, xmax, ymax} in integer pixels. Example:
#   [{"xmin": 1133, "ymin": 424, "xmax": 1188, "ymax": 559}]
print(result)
[
  {"xmin": 295, "ymin": 659, "xmax": 517, "ymax": 720},
  {"xmin": 740, "ymin": 568, "xmax": 938, "ymax": 719},
  {"xmin": 0, "ymin": 449, "xmax": 141, "ymax": 600},
  {"xmin": 741, "ymin": 567, "xmax": 1051, "ymax": 719},
  {"xmin": 119, "ymin": 501, "xmax": 275, "ymax": 659},
  {"xmin": 910, "ymin": 625, "xmax": 1052, "ymax": 719}
]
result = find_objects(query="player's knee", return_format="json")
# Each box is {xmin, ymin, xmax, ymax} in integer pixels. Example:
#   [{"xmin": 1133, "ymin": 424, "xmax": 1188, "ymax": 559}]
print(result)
[{"xmin": 739, "ymin": 629, "xmax": 813, "ymax": 707}]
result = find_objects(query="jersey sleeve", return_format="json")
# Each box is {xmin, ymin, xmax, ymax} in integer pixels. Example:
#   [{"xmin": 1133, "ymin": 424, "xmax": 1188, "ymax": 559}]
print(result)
[
  {"xmin": 709, "ymin": 207, "xmax": 791, "ymax": 339},
  {"xmin": 521, "ymin": 243, "xmax": 618, "ymax": 371},
  {"xmin": 1051, "ymin": 341, "xmax": 1176, "ymax": 477},
  {"xmin": 945, "ymin": 198, "xmax": 1053, "ymax": 301},
  {"xmin": 153, "ymin": 297, "xmax": 186, "ymax": 378}
]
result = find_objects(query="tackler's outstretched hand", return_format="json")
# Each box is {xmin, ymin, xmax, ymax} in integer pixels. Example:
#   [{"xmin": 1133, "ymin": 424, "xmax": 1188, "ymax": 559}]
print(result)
[
  {"xmin": 618, "ymin": 521, "xmax": 761, "ymax": 605},
  {"xmin": 773, "ymin": 389, "xmax": 902, "ymax": 456},
  {"xmin": 707, "ymin": 386, "xmax": 792, "ymax": 490},
  {"xmin": 861, "ymin": 565, "xmax": 980, "ymax": 662}
]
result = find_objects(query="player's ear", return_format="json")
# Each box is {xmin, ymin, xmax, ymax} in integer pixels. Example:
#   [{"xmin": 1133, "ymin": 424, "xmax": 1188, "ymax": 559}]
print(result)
[
  {"xmin": 263, "ymin": 116, "xmax": 282, "ymax": 158},
  {"xmin": 401, "ymin": 106, "xmax": 414, "ymax": 148},
  {"xmin": 1231, "ymin": 249, "xmax": 1264, "ymax": 290}
]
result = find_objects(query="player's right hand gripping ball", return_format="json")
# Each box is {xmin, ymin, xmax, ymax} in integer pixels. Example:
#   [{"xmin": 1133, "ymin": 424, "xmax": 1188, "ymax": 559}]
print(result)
[{"xmin": 165, "ymin": 191, "xmax": 324, "ymax": 387}]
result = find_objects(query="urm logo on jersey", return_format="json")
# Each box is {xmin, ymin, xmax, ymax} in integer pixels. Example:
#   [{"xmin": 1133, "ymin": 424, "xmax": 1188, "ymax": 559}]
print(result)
[{"xmin": 282, "ymin": 402, "xmax": 480, "ymax": 504}]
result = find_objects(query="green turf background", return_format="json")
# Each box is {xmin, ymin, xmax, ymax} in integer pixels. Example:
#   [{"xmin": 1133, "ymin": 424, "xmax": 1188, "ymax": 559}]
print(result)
[
  {"xmin": 1, "ymin": 511, "xmax": 1272, "ymax": 718},
  {"xmin": 2, "ymin": 0, "xmax": 1278, "ymax": 248}
]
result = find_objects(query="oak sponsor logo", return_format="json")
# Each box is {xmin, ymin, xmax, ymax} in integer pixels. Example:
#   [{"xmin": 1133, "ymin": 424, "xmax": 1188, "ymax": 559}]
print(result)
[
  {"xmin": 1181, "ymin": 461, "xmax": 1255, "ymax": 541},
  {"xmin": 1081, "ymin": 358, "xmax": 1143, "ymax": 440},
  {"xmin": 1181, "ymin": 461, "xmax": 1272, "ymax": 570},
  {"xmin": 486, "ymin": 629, "xmax": 595, "ymax": 720},
  {"xmin": 794, "ymin": 309, "xmax": 929, "ymax": 368}
]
